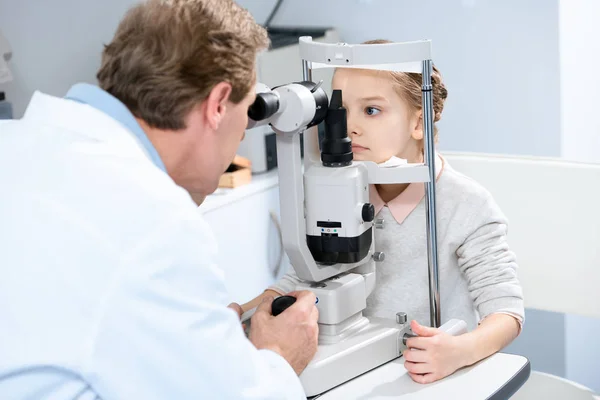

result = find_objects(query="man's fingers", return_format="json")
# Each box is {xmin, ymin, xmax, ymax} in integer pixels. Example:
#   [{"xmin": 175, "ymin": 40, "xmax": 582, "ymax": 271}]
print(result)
[
  {"xmin": 286, "ymin": 291, "xmax": 317, "ymax": 316},
  {"xmin": 287, "ymin": 290, "xmax": 317, "ymax": 303},
  {"xmin": 309, "ymin": 303, "xmax": 319, "ymax": 323}
]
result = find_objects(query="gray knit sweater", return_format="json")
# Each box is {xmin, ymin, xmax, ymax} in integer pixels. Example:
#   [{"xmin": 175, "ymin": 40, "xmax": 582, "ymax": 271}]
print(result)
[{"xmin": 269, "ymin": 159, "xmax": 525, "ymax": 331}]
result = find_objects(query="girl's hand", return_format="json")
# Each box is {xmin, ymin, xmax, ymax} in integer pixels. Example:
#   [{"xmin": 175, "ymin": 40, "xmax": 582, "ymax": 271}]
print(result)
[
  {"xmin": 227, "ymin": 302, "xmax": 244, "ymax": 319},
  {"xmin": 227, "ymin": 302, "xmax": 247, "ymax": 330},
  {"xmin": 403, "ymin": 320, "xmax": 470, "ymax": 384}
]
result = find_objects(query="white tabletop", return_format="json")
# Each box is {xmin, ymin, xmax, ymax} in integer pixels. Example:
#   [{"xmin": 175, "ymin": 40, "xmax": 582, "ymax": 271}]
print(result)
[
  {"xmin": 313, "ymin": 353, "xmax": 530, "ymax": 399},
  {"xmin": 198, "ymin": 169, "xmax": 280, "ymax": 213}
]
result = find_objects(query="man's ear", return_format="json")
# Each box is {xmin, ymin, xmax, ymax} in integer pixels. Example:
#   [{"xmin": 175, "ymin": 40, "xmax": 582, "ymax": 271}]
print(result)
[
  {"xmin": 205, "ymin": 82, "xmax": 233, "ymax": 130},
  {"xmin": 411, "ymin": 110, "xmax": 424, "ymax": 141}
]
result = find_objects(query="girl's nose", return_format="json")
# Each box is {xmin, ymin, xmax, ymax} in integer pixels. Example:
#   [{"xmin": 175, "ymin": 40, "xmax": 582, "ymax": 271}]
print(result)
[{"xmin": 347, "ymin": 116, "xmax": 362, "ymax": 137}]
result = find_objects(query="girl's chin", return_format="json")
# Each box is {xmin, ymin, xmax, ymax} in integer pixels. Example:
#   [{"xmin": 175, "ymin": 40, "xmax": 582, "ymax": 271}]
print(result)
[{"xmin": 352, "ymin": 153, "xmax": 378, "ymax": 163}]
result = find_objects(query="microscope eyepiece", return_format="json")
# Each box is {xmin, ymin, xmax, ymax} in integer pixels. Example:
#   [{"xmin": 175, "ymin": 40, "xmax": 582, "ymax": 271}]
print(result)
[
  {"xmin": 321, "ymin": 90, "xmax": 353, "ymax": 167},
  {"xmin": 295, "ymin": 81, "xmax": 329, "ymax": 128},
  {"xmin": 248, "ymin": 92, "xmax": 280, "ymax": 121}
]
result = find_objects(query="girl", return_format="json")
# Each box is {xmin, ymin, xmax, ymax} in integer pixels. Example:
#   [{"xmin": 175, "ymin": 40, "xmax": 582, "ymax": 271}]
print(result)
[{"xmin": 236, "ymin": 39, "xmax": 524, "ymax": 384}]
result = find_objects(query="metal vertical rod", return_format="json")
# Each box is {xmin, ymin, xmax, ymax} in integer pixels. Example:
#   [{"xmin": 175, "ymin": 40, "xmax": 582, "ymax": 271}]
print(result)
[
  {"xmin": 302, "ymin": 59, "xmax": 312, "ymax": 81},
  {"xmin": 422, "ymin": 59, "xmax": 441, "ymax": 328},
  {"xmin": 301, "ymin": 59, "xmax": 321, "ymax": 164}
]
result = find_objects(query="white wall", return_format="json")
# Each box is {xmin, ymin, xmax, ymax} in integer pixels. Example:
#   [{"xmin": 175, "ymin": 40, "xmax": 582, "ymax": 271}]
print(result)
[
  {"xmin": 2, "ymin": 0, "xmax": 562, "ymax": 157},
  {"xmin": 566, "ymin": 314, "xmax": 600, "ymax": 392},
  {"xmin": 0, "ymin": 0, "xmax": 137, "ymax": 116},
  {"xmin": 239, "ymin": 0, "xmax": 562, "ymax": 158},
  {"xmin": 559, "ymin": 0, "xmax": 600, "ymax": 392},
  {"xmin": 559, "ymin": 0, "xmax": 600, "ymax": 164}
]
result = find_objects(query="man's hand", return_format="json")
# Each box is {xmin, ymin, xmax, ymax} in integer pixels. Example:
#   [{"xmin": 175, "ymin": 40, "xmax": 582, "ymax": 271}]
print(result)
[
  {"xmin": 403, "ymin": 320, "xmax": 468, "ymax": 384},
  {"xmin": 248, "ymin": 290, "xmax": 319, "ymax": 375}
]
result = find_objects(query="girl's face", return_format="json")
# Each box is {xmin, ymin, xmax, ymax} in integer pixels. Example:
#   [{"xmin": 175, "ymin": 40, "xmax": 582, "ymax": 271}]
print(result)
[{"xmin": 332, "ymin": 68, "xmax": 423, "ymax": 164}]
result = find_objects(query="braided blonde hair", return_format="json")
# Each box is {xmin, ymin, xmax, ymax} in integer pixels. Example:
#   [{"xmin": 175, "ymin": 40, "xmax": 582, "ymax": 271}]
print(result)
[{"xmin": 362, "ymin": 39, "xmax": 448, "ymax": 139}]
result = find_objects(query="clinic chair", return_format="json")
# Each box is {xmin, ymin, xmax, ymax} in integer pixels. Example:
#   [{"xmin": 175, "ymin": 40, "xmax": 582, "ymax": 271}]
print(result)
[{"xmin": 444, "ymin": 152, "xmax": 600, "ymax": 399}]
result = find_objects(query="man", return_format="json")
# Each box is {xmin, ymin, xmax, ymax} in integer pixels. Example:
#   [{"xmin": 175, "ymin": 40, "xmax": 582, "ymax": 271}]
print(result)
[{"xmin": 0, "ymin": 0, "xmax": 318, "ymax": 398}]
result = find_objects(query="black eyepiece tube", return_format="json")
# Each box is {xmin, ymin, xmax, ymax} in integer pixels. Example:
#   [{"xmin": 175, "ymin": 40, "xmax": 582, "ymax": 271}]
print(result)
[
  {"xmin": 248, "ymin": 92, "xmax": 280, "ymax": 121},
  {"xmin": 321, "ymin": 90, "xmax": 353, "ymax": 167}
]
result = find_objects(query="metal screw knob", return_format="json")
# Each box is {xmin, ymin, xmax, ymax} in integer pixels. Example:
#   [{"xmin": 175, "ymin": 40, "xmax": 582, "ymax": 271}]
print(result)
[
  {"xmin": 375, "ymin": 219, "xmax": 385, "ymax": 229},
  {"xmin": 373, "ymin": 252, "xmax": 385, "ymax": 262},
  {"xmin": 396, "ymin": 312, "xmax": 407, "ymax": 324}
]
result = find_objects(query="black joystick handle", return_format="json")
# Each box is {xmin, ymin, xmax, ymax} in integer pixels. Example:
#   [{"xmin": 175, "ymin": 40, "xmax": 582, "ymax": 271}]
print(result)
[{"xmin": 272, "ymin": 295, "xmax": 297, "ymax": 316}]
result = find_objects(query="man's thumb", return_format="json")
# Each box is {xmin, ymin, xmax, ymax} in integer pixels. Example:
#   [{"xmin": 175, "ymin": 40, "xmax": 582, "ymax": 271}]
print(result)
[{"xmin": 411, "ymin": 320, "xmax": 439, "ymax": 337}]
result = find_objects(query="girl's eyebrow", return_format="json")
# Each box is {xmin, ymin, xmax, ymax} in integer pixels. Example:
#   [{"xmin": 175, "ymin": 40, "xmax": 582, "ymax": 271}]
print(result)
[{"xmin": 359, "ymin": 95, "xmax": 388, "ymax": 103}]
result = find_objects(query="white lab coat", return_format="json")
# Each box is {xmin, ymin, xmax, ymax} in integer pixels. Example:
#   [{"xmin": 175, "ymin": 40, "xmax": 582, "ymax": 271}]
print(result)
[{"xmin": 0, "ymin": 92, "xmax": 305, "ymax": 399}]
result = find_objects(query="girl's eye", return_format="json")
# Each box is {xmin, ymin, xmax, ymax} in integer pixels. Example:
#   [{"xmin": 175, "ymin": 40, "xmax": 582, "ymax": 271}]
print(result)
[{"xmin": 365, "ymin": 107, "xmax": 381, "ymax": 116}]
